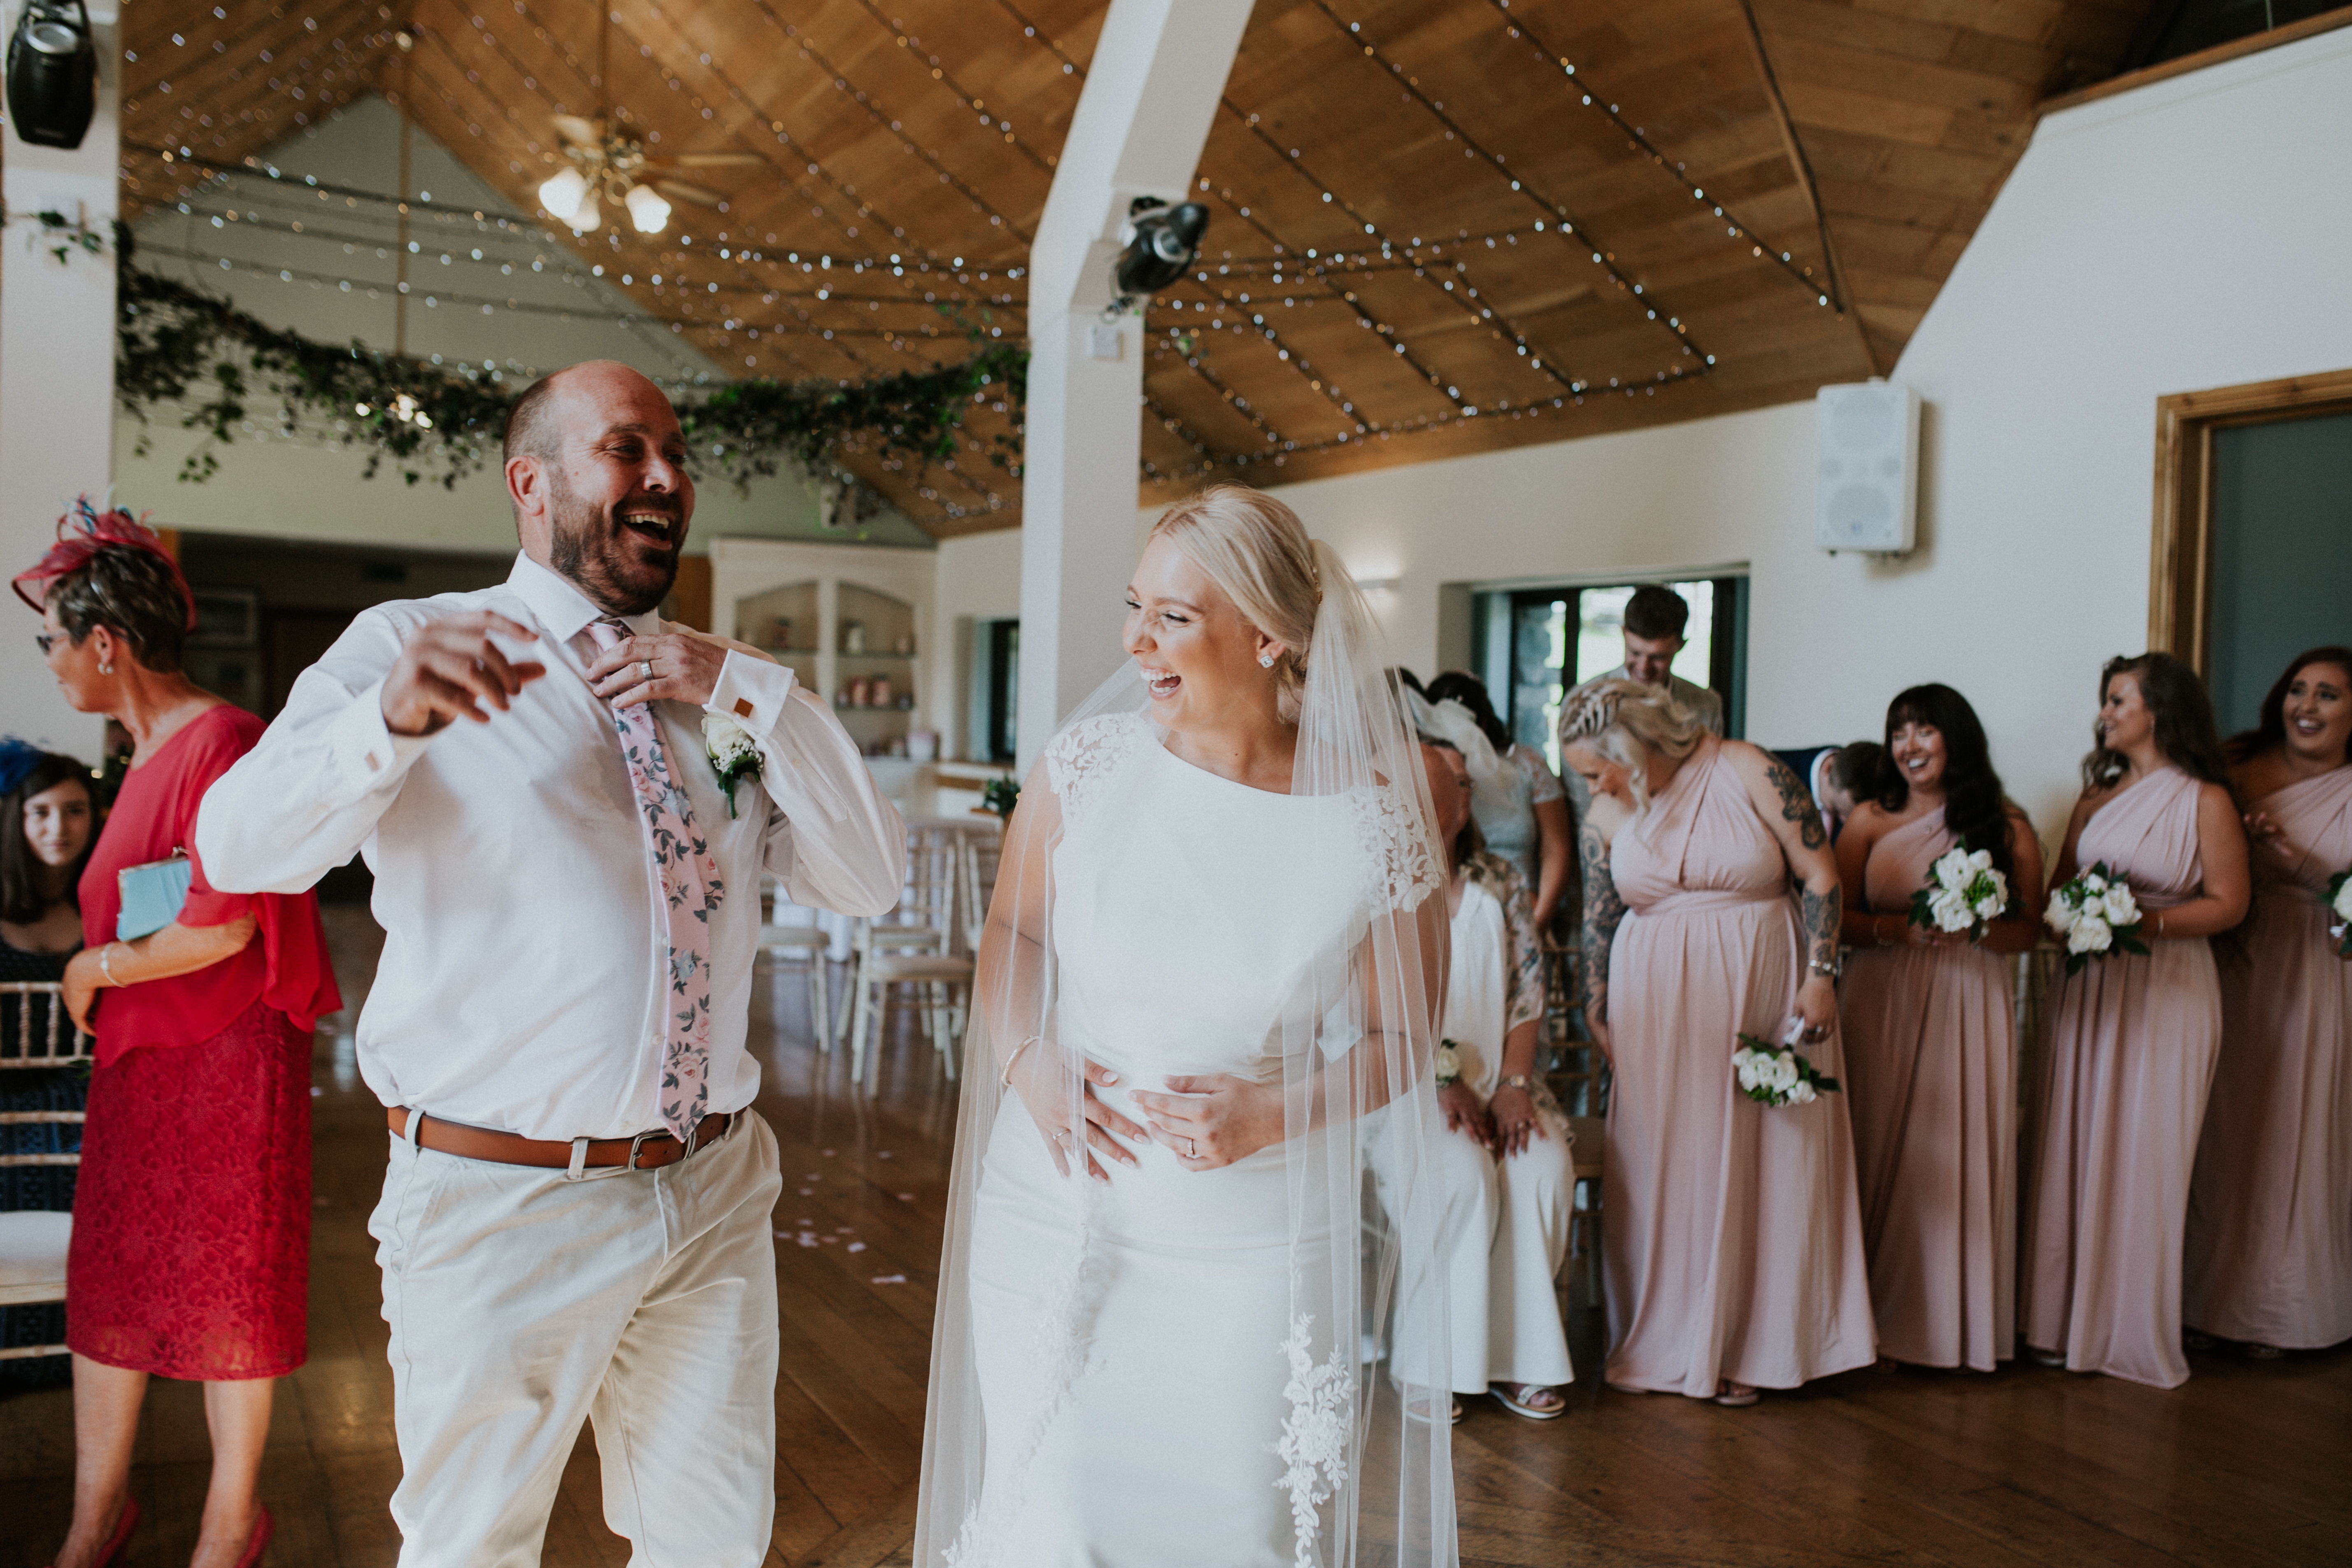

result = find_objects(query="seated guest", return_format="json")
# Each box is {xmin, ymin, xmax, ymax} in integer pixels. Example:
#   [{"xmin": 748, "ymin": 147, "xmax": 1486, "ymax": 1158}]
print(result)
[
  {"xmin": 1836, "ymin": 685, "xmax": 2043, "ymax": 1372},
  {"xmin": 18, "ymin": 503, "xmax": 341, "ymax": 1568},
  {"xmin": 1376, "ymin": 740, "xmax": 1576, "ymax": 1423},
  {"xmin": 1422, "ymin": 672, "xmax": 1572, "ymax": 927},
  {"xmin": 2186, "ymin": 646, "xmax": 2352, "ymax": 1357},
  {"xmin": 0, "ymin": 739, "xmax": 95, "ymax": 1387},
  {"xmin": 1565, "ymin": 681, "xmax": 1873, "ymax": 1405},
  {"xmin": 1771, "ymin": 740, "xmax": 1884, "ymax": 843},
  {"xmin": 2024, "ymin": 653, "xmax": 2247, "ymax": 1388}
]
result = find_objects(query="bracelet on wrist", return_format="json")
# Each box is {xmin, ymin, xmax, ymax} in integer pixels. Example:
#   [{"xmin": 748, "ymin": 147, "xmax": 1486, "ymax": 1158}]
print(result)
[
  {"xmin": 97, "ymin": 942, "xmax": 122, "ymax": 987},
  {"xmin": 1000, "ymin": 1035, "xmax": 1040, "ymax": 1088}
]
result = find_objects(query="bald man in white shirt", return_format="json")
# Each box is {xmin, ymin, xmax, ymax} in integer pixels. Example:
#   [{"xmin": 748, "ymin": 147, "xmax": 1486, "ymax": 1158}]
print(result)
[{"xmin": 196, "ymin": 361, "xmax": 907, "ymax": 1567}]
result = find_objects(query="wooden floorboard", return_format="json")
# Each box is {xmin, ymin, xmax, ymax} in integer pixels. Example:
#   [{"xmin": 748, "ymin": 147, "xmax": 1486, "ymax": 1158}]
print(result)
[{"xmin": 4, "ymin": 906, "xmax": 2347, "ymax": 1568}]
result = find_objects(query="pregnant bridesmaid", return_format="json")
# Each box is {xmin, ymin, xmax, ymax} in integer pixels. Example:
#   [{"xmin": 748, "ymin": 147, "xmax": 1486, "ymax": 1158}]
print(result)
[
  {"xmin": 1837, "ymin": 684, "xmax": 2044, "ymax": 1373},
  {"xmin": 2186, "ymin": 646, "xmax": 2352, "ymax": 1356},
  {"xmin": 2024, "ymin": 653, "xmax": 2248, "ymax": 1387}
]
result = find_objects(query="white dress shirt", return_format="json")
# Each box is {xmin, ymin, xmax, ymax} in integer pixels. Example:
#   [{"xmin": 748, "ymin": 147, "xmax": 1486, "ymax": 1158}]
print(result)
[{"xmin": 195, "ymin": 552, "xmax": 907, "ymax": 1138}]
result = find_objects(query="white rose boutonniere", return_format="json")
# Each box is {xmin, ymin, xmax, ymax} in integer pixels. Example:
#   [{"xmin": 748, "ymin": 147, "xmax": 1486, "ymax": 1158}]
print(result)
[{"xmin": 702, "ymin": 713, "xmax": 763, "ymax": 819}]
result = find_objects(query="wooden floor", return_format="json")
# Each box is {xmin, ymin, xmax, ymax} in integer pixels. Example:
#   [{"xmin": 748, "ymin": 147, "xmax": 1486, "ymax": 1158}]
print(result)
[{"xmin": 5, "ymin": 908, "xmax": 2348, "ymax": 1568}]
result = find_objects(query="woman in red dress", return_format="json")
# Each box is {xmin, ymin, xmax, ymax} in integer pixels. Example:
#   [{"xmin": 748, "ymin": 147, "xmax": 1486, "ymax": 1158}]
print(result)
[{"xmin": 17, "ymin": 505, "xmax": 340, "ymax": 1568}]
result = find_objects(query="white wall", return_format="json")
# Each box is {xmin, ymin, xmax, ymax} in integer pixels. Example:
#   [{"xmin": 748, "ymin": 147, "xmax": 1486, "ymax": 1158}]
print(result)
[
  {"xmin": 106, "ymin": 96, "xmax": 931, "ymax": 556},
  {"xmin": 1249, "ymin": 26, "xmax": 2352, "ymax": 833},
  {"xmin": 933, "ymin": 529, "xmax": 1026, "ymax": 759}
]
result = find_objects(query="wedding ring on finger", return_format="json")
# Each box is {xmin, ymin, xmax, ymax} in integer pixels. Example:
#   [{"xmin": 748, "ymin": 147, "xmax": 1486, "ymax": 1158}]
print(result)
[
  {"xmin": 1184, "ymin": 1136, "xmax": 1197, "ymax": 1159},
  {"xmin": 638, "ymin": 659, "xmax": 654, "ymax": 682}
]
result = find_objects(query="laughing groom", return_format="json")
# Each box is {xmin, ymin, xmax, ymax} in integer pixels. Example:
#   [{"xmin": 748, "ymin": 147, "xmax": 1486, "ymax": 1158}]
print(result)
[{"xmin": 196, "ymin": 361, "xmax": 906, "ymax": 1565}]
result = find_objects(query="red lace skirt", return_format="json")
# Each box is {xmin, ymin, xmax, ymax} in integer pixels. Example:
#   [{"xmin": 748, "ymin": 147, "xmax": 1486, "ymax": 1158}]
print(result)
[{"xmin": 66, "ymin": 998, "xmax": 312, "ymax": 1380}]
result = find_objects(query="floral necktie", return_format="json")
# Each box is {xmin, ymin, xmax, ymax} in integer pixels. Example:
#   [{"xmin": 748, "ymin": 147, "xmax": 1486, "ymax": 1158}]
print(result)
[{"xmin": 586, "ymin": 619, "xmax": 723, "ymax": 1140}]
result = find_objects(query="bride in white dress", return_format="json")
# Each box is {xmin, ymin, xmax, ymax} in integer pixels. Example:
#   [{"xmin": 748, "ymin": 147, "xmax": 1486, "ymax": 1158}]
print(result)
[{"xmin": 914, "ymin": 486, "xmax": 1459, "ymax": 1568}]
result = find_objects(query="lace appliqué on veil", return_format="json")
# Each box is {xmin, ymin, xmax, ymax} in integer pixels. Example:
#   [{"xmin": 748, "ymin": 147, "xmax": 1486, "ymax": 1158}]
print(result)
[
  {"xmin": 1269, "ymin": 1312, "xmax": 1353, "ymax": 1568},
  {"xmin": 944, "ymin": 1210, "xmax": 1105, "ymax": 1568},
  {"xmin": 1348, "ymin": 787, "xmax": 1444, "ymax": 914},
  {"xmin": 1044, "ymin": 712, "xmax": 1154, "ymax": 829}
]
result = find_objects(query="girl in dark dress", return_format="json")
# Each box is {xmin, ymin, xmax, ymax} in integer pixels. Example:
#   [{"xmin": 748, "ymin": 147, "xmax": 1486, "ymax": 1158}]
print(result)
[{"xmin": 0, "ymin": 740, "xmax": 96, "ymax": 1383}]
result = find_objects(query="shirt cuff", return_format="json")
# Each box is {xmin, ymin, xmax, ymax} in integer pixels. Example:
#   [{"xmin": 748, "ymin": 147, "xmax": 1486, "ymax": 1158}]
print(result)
[
  {"xmin": 328, "ymin": 677, "xmax": 433, "ymax": 802},
  {"xmin": 707, "ymin": 649, "xmax": 799, "ymax": 731}
]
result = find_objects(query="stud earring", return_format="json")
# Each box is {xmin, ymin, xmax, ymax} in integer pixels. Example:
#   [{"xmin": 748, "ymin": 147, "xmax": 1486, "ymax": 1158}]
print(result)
[
  {"xmin": 1258, "ymin": 651, "xmax": 1275, "ymax": 668},
  {"xmin": 98, "ymin": 658, "xmax": 112, "ymax": 675}
]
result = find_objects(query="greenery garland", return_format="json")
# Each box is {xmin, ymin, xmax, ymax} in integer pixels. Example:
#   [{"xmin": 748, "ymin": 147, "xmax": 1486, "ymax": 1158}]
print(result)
[{"xmin": 105, "ymin": 223, "xmax": 1027, "ymax": 495}]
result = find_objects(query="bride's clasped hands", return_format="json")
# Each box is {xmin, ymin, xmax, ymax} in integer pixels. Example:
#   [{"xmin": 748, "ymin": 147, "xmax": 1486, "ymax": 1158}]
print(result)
[{"xmin": 1003, "ymin": 1038, "xmax": 1286, "ymax": 1175}]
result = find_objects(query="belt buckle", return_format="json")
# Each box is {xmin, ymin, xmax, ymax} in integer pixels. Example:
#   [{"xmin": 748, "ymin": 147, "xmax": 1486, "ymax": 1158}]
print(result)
[{"xmin": 626, "ymin": 1128, "xmax": 660, "ymax": 1171}]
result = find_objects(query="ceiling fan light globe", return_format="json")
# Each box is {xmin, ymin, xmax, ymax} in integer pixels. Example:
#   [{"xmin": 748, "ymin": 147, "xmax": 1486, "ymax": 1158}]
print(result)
[
  {"xmin": 625, "ymin": 184, "xmax": 672, "ymax": 234},
  {"xmin": 565, "ymin": 191, "xmax": 604, "ymax": 233},
  {"xmin": 537, "ymin": 168, "xmax": 589, "ymax": 223}
]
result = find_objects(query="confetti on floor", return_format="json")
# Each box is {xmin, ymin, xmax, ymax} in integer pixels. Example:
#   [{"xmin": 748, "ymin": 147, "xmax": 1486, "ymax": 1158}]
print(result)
[
  {"xmin": 871, "ymin": 1274, "xmax": 906, "ymax": 1285},
  {"xmin": 847, "ymin": 1242, "xmax": 866, "ymax": 1253}
]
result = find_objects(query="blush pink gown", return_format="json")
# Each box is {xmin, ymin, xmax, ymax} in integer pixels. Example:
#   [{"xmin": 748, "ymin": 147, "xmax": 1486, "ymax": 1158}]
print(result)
[
  {"xmin": 2023, "ymin": 767, "xmax": 2221, "ymax": 1388},
  {"xmin": 1602, "ymin": 736, "xmax": 1877, "ymax": 1396},
  {"xmin": 2184, "ymin": 764, "xmax": 2352, "ymax": 1349},
  {"xmin": 1840, "ymin": 809, "xmax": 2017, "ymax": 1370}
]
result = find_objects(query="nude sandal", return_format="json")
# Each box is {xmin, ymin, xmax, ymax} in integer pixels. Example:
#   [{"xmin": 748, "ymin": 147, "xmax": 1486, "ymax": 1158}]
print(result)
[{"xmin": 1489, "ymin": 1382, "xmax": 1566, "ymax": 1420}]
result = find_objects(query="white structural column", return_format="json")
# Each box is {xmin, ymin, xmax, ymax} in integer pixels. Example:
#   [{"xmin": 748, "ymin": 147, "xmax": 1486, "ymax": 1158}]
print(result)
[
  {"xmin": 0, "ymin": 1, "xmax": 119, "ymax": 751},
  {"xmin": 1015, "ymin": 0, "xmax": 1254, "ymax": 767}
]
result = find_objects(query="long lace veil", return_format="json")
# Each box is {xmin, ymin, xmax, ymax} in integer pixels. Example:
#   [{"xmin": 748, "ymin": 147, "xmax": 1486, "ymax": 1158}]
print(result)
[{"xmin": 915, "ymin": 538, "xmax": 1458, "ymax": 1567}]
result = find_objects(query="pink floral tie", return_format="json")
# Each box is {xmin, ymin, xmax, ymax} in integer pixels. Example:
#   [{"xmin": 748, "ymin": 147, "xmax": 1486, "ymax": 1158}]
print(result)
[{"xmin": 587, "ymin": 619, "xmax": 723, "ymax": 1140}]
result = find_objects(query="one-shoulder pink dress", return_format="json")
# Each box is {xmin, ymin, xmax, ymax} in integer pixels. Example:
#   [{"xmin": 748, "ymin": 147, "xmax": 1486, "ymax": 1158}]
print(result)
[
  {"xmin": 2185, "ymin": 764, "xmax": 2352, "ymax": 1349},
  {"xmin": 1840, "ymin": 809, "xmax": 2018, "ymax": 1370},
  {"xmin": 2023, "ymin": 767, "xmax": 2221, "ymax": 1388},
  {"xmin": 1602, "ymin": 736, "xmax": 1876, "ymax": 1395}
]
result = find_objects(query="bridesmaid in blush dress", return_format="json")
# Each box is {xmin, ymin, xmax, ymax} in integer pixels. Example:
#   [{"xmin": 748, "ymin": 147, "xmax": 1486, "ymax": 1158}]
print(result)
[
  {"xmin": 1566, "ymin": 681, "xmax": 1875, "ymax": 1406},
  {"xmin": 2186, "ymin": 646, "xmax": 2352, "ymax": 1354},
  {"xmin": 2024, "ymin": 653, "xmax": 2249, "ymax": 1388},
  {"xmin": 1838, "ymin": 685, "xmax": 2045, "ymax": 1372}
]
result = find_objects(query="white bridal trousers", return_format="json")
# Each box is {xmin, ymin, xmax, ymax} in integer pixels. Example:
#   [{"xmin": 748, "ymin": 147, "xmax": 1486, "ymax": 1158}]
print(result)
[
  {"xmin": 368, "ymin": 1110, "xmax": 784, "ymax": 1568},
  {"xmin": 1374, "ymin": 1101, "xmax": 1577, "ymax": 1393}
]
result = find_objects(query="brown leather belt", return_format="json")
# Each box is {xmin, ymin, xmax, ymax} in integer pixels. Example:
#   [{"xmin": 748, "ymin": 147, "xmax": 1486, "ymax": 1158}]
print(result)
[{"xmin": 387, "ymin": 1106, "xmax": 738, "ymax": 1175}]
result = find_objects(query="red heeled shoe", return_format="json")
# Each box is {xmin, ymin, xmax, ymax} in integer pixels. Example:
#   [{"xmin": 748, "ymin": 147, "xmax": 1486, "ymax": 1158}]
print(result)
[
  {"xmin": 48, "ymin": 1496, "xmax": 138, "ymax": 1568},
  {"xmin": 233, "ymin": 1508, "xmax": 273, "ymax": 1568}
]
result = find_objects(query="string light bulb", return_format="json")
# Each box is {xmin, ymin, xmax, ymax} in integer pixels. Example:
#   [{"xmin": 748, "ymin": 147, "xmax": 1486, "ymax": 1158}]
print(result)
[{"xmin": 624, "ymin": 184, "xmax": 671, "ymax": 235}]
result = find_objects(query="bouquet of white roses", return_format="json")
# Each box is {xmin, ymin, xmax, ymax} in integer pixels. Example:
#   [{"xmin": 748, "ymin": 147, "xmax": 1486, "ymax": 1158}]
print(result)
[
  {"xmin": 2327, "ymin": 868, "xmax": 2352, "ymax": 959},
  {"xmin": 1909, "ymin": 844, "xmax": 2010, "ymax": 942},
  {"xmin": 1732, "ymin": 1029, "xmax": 1841, "ymax": 1108},
  {"xmin": 2044, "ymin": 861, "xmax": 2149, "ymax": 974},
  {"xmin": 702, "ymin": 714, "xmax": 763, "ymax": 819},
  {"xmin": 1433, "ymin": 1039, "xmax": 1464, "ymax": 1087}
]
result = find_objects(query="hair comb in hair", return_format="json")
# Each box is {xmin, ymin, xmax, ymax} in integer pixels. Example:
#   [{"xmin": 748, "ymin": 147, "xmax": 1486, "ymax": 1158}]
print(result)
[
  {"xmin": 1559, "ymin": 683, "xmax": 1624, "ymax": 743},
  {"xmin": 11, "ymin": 497, "xmax": 197, "ymax": 629}
]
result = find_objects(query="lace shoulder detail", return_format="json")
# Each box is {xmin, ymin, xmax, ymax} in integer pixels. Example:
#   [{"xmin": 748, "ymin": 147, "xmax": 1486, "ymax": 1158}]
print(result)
[
  {"xmin": 1347, "ymin": 786, "xmax": 1444, "ymax": 914},
  {"xmin": 1043, "ymin": 712, "xmax": 1154, "ymax": 826}
]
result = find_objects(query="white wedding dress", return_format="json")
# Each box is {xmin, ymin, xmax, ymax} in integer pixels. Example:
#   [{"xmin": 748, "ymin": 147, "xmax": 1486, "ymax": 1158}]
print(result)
[{"xmin": 955, "ymin": 713, "xmax": 1438, "ymax": 1567}]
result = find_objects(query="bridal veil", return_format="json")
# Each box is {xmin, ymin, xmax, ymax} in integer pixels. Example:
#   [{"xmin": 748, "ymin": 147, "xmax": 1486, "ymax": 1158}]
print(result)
[{"xmin": 915, "ymin": 525, "xmax": 1460, "ymax": 1567}]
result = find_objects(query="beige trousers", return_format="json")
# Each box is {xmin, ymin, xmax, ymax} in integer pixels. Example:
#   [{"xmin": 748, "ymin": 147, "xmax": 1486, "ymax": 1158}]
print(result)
[{"xmin": 368, "ymin": 1111, "xmax": 784, "ymax": 1568}]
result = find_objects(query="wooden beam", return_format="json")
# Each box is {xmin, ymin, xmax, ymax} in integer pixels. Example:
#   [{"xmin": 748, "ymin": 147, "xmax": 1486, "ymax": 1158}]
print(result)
[
  {"xmin": 2043, "ymin": 7, "xmax": 2352, "ymax": 118},
  {"xmin": 1734, "ymin": 0, "xmax": 1880, "ymax": 378}
]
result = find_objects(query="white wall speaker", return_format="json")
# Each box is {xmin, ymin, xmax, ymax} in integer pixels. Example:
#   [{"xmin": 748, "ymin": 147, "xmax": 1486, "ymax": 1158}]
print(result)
[{"xmin": 1815, "ymin": 382, "xmax": 1919, "ymax": 555}]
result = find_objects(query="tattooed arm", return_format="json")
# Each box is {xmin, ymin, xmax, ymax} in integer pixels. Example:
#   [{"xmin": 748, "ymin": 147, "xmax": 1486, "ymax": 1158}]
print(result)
[
  {"xmin": 1725, "ymin": 742, "xmax": 1843, "ymax": 1040},
  {"xmin": 1577, "ymin": 806, "xmax": 1630, "ymax": 1059}
]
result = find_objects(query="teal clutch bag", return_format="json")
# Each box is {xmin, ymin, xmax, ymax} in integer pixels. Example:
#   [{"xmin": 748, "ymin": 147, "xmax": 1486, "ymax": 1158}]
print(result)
[{"xmin": 115, "ymin": 854, "xmax": 194, "ymax": 942}]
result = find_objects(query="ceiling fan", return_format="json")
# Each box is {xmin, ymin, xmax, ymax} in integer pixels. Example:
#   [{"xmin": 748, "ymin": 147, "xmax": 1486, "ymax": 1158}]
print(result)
[{"xmin": 535, "ymin": 8, "xmax": 765, "ymax": 235}]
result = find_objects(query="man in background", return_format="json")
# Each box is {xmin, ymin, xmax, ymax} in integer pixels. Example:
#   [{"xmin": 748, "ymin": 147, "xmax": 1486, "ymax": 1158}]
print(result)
[{"xmin": 1556, "ymin": 584, "xmax": 1724, "ymax": 817}]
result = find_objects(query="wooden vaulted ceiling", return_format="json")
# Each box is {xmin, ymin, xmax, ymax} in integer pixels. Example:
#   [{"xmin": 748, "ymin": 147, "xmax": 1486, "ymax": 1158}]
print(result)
[{"xmin": 112, "ymin": 1, "xmax": 2155, "ymax": 536}]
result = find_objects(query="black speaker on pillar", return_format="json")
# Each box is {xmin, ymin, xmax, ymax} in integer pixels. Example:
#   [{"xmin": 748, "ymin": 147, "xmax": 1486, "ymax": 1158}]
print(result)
[{"xmin": 6, "ymin": 0, "xmax": 98, "ymax": 151}]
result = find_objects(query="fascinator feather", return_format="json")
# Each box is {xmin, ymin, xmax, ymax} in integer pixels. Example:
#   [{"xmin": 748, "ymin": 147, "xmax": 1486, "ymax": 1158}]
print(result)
[
  {"xmin": 0, "ymin": 736, "xmax": 47, "ymax": 800},
  {"xmin": 11, "ymin": 497, "xmax": 196, "ymax": 630}
]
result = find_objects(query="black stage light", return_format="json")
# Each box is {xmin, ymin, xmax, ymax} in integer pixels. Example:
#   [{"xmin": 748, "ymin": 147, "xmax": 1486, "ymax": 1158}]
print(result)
[
  {"xmin": 1113, "ymin": 196, "xmax": 1209, "ymax": 304},
  {"xmin": 6, "ymin": 0, "xmax": 97, "ymax": 150}
]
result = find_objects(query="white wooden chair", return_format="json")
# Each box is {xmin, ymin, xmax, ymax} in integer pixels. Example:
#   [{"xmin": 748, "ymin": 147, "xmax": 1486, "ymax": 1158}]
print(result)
[
  {"xmin": 0, "ymin": 981, "xmax": 92, "ymax": 1362},
  {"xmin": 844, "ymin": 917, "xmax": 972, "ymax": 1087},
  {"xmin": 959, "ymin": 831, "xmax": 1002, "ymax": 956},
  {"xmin": 756, "ymin": 922, "xmax": 835, "ymax": 1050}
]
